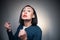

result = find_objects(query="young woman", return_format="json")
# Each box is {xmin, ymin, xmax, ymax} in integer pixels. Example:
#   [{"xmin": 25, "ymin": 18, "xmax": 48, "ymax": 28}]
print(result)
[{"xmin": 4, "ymin": 5, "xmax": 42, "ymax": 40}]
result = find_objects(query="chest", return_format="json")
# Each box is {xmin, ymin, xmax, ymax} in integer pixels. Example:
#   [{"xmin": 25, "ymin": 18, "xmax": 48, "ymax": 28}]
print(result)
[{"xmin": 25, "ymin": 28, "xmax": 35, "ymax": 40}]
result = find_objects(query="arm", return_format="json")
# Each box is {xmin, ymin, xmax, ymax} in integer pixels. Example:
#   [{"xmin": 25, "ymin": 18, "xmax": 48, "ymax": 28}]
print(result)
[
  {"xmin": 7, "ymin": 30, "xmax": 14, "ymax": 40},
  {"xmin": 7, "ymin": 25, "xmax": 21, "ymax": 40},
  {"xmin": 7, "ymin": 27, "xmax": 20, "ymax": 40},
  {"xmin": 4, "ymin": 22, "xmax": 14, "ymax": 40}
]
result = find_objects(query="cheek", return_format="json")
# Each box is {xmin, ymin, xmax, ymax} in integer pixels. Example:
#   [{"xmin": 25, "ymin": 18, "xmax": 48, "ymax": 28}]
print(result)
[{"xmin": 27, "ymin": 13, "xmax": 33, "ymax": 18}]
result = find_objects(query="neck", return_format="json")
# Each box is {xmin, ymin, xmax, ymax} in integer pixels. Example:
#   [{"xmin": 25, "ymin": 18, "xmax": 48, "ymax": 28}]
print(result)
[{"xmin": 24, "ymin": 20, "xmax": 32, "ymax": 27}]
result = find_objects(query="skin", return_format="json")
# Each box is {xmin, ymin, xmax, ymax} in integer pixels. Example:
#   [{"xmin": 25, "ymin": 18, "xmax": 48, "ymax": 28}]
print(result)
[
  {"xmin": 22, "ymin": 7, "xmax": 34, "ymax": 20},
  {"xmin": 4, "ymin": 6, "xmax": 35, "ymax": 40}
]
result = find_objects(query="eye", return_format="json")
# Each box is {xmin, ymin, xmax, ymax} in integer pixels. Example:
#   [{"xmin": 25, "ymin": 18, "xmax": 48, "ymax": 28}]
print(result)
[{"xmin": 28, "ymin": 10, "xmax": 31, "ymax": 12}]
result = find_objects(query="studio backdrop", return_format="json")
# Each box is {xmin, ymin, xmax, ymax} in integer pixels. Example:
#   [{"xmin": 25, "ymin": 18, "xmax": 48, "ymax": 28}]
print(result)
[{"xmin": 0, "ymin": 0, "xmax": 59, "ymax": 40}]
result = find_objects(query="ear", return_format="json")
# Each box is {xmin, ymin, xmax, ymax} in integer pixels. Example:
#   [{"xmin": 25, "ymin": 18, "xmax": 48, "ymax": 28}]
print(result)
[{"xmin": 32, "ymin": 15, "xmax": 35, "ymax": 18}]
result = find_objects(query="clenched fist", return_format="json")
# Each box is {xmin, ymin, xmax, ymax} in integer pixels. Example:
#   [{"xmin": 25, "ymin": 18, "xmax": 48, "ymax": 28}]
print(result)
[
  {"xmin": 4, "ymin": 21, "xmax": 11, "ymax": 31},
  {"xmin": 18, "ymin": 29, "xmax": 27, "ymax": 40}
]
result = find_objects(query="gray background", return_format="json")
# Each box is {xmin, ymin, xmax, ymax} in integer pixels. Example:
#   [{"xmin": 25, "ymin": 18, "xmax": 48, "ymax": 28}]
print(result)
[{"xmin": 0, "ymin": 0, "xmax": 60, "ymax": 40}]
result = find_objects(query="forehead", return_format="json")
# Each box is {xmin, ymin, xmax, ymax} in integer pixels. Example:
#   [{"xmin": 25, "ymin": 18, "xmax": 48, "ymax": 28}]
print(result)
[{"xmin": 23, "ymin": 7, "xmax": 33, "ymax": 10}]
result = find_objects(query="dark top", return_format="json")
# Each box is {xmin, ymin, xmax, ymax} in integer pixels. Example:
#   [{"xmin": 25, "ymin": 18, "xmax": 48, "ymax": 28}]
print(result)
[{"xmin": 7, "ymin": 25, "xmax": 42, "ymax": 40}]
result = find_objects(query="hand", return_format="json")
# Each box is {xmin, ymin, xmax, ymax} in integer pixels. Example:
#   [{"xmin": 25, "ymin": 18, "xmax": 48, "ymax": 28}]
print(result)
[
  {"xmin": 18, "ymin": 29, "xmax": 27, "ymax": 40},
  {"xmin": 4, "ymin": 21, "xmax": 11, "ymax": 31}
]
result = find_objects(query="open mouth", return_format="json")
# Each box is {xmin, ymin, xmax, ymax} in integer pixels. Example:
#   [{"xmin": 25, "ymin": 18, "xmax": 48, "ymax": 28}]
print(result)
[{"xmin": 23, "ymin": 15, "xmax": 27, "ymax": 17}]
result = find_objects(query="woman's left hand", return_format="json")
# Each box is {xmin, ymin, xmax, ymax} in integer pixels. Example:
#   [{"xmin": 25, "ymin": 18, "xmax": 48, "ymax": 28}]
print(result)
[{"xmin": 18, "ymin": 29, "xmax": 27, "ymax": 40}]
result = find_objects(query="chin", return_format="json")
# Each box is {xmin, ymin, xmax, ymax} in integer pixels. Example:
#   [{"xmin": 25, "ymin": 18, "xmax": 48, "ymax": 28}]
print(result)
[{"xmin": 22, "ymin": 18, "xmax": 31, "ymax": 20}]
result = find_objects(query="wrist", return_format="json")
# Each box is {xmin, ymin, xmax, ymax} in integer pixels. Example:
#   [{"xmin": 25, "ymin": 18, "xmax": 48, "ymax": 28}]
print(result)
[
  {"xmin": 7, "ymin": 29, "xmax": 12, "ymax": 32},
  {"xmin": 23, "ymin": 37, "xmax": 27, "ymax": 40}
]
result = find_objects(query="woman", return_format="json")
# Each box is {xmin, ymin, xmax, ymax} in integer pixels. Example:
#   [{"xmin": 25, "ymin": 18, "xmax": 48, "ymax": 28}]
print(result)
[{"xmin": 4, "ymin": 5, "xmax": 42, "ymax": 40}]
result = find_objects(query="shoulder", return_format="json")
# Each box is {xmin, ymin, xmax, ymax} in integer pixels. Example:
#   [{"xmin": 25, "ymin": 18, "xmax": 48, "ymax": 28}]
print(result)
[
  {"xmin": 16, "ymin": 24, "xmax": 23, "ymax": 31},
  {"xmin": 31, "ymin": 25, "xmax": 42, "ymax": 32},
  {"xmin": 18, "ymin": 24, "xmax": 23, "ymax": 29},
  {"xmin": 32, "ymin": 25, "xmax": 41, "ymax": 30}
]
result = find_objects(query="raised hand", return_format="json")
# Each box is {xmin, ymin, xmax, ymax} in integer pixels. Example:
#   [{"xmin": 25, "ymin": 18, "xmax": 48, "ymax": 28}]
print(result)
[
  {"xmin": 18, "ymin": 29, "xmax": 27, "ymax": 40},
  {"xmin": 4, "ymin": 21, "xmax": 11, "ymax": 31}
]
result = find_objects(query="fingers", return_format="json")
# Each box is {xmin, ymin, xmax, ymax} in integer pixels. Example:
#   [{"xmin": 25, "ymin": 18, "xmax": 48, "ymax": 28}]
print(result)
[
  {"xmin": 4, "ymin": 21, "xmax": 11, "ymax": 30},
  {"xmin": 18, "ymin": 29, "xmax": 27, "ymax": 37},
  {"xmin": 18, "ymin": 29, "xmax": 27, "ymax": 40}
]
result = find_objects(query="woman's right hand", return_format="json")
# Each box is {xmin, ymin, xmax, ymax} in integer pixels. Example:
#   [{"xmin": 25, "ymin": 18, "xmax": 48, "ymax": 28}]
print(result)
[{"xmin": 4, "ymin": 22, "xmax": 11, "ymax": 31}]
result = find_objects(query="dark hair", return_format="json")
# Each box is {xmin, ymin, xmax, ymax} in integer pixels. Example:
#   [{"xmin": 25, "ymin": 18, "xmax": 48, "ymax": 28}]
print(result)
[{"xmin": 19, "ymin": 5, "xmax": 38, "ymax": 26}]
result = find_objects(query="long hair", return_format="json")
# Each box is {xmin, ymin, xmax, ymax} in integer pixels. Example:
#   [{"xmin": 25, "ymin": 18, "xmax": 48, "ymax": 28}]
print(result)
[{"xmin": 19, "ymin": 5, "xmax": 38, "ymax": 26}]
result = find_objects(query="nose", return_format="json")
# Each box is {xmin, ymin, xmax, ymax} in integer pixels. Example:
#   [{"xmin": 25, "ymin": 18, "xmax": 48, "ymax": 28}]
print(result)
[{"xmin": 24, "ymin": 12, "xmax": 27, "ymax": 14}]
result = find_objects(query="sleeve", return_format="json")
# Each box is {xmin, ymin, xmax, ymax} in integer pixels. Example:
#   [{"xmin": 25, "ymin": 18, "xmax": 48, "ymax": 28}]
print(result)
[
  {"xmin": 7, "ymin": 29, "xmax": 20, "ymax": 40},
  {"xmin": 7, "ymin": 25, "xmax": 23, "ymax": 40},
  {"xmin": 7, "ymin": 30, "xmax": 14, "ymax": 40},
  {"xmin": 33, "ymin": 29, "xmax": 42, "ymax": 40},
  {"xmin": 7, "ymin": 27, "xmax": 21, "ymax": 40}
]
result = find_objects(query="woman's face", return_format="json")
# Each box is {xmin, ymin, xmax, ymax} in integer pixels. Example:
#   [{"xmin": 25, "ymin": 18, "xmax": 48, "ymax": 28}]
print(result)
[{"xmin": 21, "ymin": 7, "xmax": 34, "ymax": 20}]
